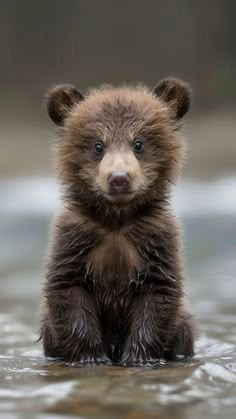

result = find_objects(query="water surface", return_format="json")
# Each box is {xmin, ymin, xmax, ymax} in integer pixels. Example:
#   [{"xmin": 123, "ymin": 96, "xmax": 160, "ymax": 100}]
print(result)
[{"xmin": 0, "ymin": 178, "xmax": 236, "ymax": 418}]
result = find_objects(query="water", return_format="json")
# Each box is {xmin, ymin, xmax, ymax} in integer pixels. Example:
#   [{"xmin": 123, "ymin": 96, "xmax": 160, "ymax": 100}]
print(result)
[{"xmin": 0, "ymin": 178, "xmax": 236, "ymax": 419}]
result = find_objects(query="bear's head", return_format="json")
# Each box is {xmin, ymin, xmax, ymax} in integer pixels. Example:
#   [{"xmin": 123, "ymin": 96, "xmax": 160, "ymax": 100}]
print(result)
[{"xmin": 47, "ymin": 78, "xmax": 191, "ymax": 219}]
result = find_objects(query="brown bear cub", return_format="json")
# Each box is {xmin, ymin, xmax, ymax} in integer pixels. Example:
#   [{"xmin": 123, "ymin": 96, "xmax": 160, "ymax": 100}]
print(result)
[{"xmin": 41, "ymin": 78, "xmax": 195, "ymax": 367}]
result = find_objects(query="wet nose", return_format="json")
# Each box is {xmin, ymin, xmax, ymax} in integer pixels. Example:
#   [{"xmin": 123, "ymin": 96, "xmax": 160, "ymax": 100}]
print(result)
[{"xmin": 109, "ymin": 171, "xmax": 130, "ymax": 193}]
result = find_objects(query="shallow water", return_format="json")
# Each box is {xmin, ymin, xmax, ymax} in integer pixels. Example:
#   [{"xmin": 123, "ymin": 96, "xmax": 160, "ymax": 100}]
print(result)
[{"xmin": 0, "ymin": 179, "xmax": 236, "ymax": 418}]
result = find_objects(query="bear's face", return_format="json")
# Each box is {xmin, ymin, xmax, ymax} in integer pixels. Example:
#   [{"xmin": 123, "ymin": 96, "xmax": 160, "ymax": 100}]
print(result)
[{"xmin": 47, "ymin": 79, "xmax": 191, "ymax": 210}]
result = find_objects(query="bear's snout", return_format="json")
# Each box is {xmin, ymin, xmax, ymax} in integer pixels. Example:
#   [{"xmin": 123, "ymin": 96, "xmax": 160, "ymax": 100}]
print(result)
[{"xmin": 108, "ymin": 171, "xmax": 130, "ymax": 194}]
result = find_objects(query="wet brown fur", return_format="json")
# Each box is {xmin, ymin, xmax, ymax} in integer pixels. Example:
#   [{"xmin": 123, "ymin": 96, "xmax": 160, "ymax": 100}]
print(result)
[{"xmin": 41, "ymin": 78, "xmax": 195, "ymax": 367}]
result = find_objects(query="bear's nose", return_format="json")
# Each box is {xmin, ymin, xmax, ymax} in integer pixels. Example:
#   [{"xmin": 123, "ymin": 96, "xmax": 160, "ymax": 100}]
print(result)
[{"xmin": 109, "ymin": 171, "xmax": 130, "ymax": 193}]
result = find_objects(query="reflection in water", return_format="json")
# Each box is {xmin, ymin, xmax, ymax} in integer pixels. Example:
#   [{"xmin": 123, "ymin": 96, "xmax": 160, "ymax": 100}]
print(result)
[{"xmin": 0, "ymin": 178, "xmax": 236, "ymax": 419}]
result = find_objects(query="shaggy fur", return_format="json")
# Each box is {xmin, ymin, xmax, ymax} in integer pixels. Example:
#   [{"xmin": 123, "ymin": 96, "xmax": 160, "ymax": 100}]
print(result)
[{"xmin": 41, "ymin": 77, "xmax": 195, "ymax": 367}]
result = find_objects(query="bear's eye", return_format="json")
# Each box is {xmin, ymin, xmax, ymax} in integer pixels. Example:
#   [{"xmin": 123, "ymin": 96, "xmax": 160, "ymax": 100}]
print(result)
[
  {"xmin": 133, "ymin": 139, "xmax": 144, "ymax": 154},
  {"xmin": 95, "ymin": 142, "xmax": 104, "ymax": 155}
]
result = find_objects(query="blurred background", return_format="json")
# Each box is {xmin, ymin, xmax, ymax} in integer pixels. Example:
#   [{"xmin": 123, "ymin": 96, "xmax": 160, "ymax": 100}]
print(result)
[
  {"xmin": 1, "ymin": 0, "xmax": 236, "ymax": 178},
  {"xmin": 0, "ymin": 2, "xmax": 236, "ymax": 418}
]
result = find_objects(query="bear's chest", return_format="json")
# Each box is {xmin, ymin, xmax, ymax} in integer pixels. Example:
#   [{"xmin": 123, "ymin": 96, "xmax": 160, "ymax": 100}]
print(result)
[{"xmin": 87, "ymin": 233, "xmax": 143, "ymax": 288}]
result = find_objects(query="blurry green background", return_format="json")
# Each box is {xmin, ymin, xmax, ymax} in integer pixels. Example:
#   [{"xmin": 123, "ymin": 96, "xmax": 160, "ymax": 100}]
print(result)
[{"xmin": 1, "ymin": 0, "xmax": 236, "ymax": 178}]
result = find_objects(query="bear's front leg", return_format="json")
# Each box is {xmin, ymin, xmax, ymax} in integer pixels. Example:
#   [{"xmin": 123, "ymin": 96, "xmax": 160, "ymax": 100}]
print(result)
[
  {"xmin": 119, "ymin": 284, "xmax": 178, "ymax": 367},
  {"xmin": 43, "ymin": 286, "xmax": 111, "ymax": 366},
  {"xmin": 164, "ymin": 313, "xmax": 195, "ymax": 361}
]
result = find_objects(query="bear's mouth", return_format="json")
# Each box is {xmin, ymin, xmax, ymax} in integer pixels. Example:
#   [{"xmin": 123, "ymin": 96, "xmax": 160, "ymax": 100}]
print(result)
[
  {"xmin": 105, "ymin": 191, "xmax": 136, "ymax": 203},
  {"xmin": 108, "ymin": 191, "xmax": 135, "ymax": 196}
]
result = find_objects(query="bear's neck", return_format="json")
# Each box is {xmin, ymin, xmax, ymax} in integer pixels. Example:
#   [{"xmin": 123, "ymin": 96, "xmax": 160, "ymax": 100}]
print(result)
[{"xmin": 64, "ymin": 180, "xmax": 172, "ymax": 231}]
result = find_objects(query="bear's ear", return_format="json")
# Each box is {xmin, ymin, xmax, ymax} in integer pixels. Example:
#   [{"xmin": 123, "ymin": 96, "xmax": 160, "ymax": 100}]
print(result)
[
  {"xmin": 153, "ymin": 77, "xmax": 191, "ymax": 119},
  {"xmin": 46, "ymin": 84, "xmax": 84, "ymax": 125}
]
